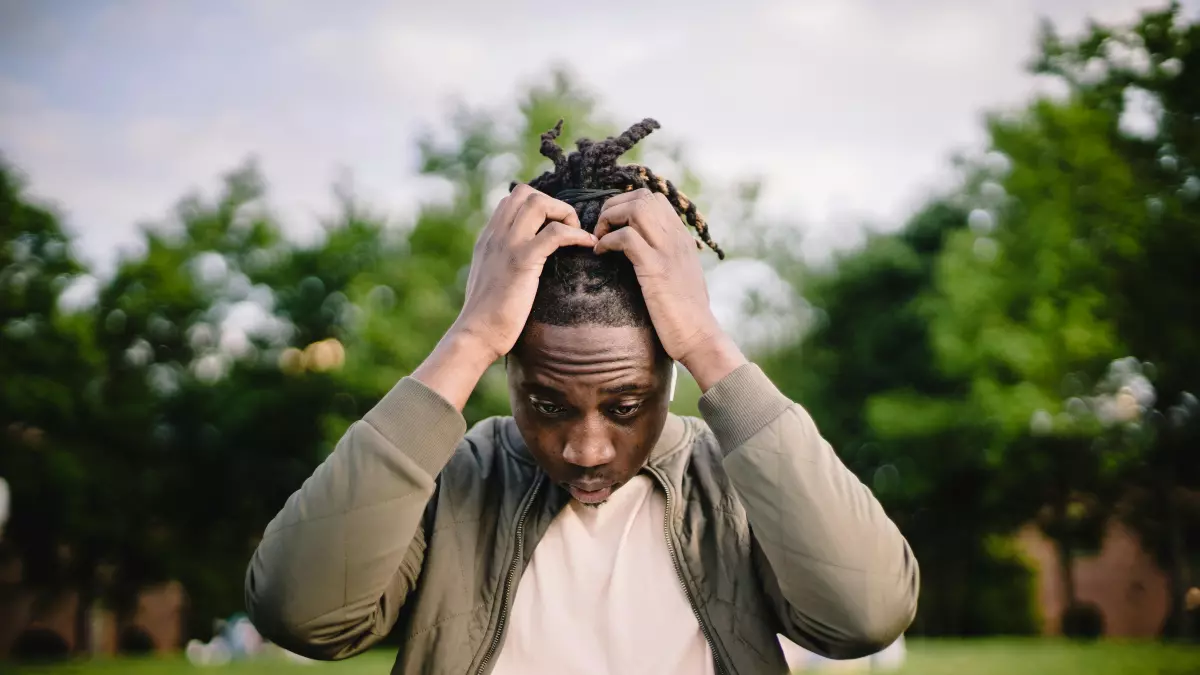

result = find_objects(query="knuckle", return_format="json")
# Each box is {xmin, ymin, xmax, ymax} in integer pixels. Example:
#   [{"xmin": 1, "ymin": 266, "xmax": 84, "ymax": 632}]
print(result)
[
  {"xmin": 511, "ymin": 183, "xmax": 535, "ymax": 199},
  {"xmin": 524, "ymin": 192, "xmax": 553, "ymax": 213}
]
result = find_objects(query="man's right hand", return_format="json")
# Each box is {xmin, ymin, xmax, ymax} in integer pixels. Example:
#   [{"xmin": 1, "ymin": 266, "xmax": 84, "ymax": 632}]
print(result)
[
  {"xmin": 452, "ymin": 184, "xmax": 595, "ymax": 361},
  {"xmin": 411, "ymin": 185, "xmax": 595, "ymax": 410}
]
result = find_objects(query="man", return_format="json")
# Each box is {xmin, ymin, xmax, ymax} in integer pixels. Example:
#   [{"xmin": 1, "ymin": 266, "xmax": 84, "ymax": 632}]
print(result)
[{"xmin": 245, "ymin": 119, "xmax": 919, "ymax": 674}]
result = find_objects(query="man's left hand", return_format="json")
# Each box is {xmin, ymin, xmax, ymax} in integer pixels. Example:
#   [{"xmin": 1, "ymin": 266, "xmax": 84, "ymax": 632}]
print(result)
[{"xmin": 594, "ymin": 188, "xmax": 747, "ymax": 391}]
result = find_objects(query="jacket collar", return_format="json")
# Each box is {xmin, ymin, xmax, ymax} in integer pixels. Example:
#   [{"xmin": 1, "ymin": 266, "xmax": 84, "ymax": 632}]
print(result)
[{"xmin": 649, "ymin": 413, "xmax": 689, "ymax": 463}]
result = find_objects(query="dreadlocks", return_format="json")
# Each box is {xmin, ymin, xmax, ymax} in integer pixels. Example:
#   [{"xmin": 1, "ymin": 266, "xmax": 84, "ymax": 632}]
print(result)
[
  {"xmin": 515, "ymin": 118, "xmax": 723, "ymax": 258},
  {"xmin": 514, "ymin": 118, "xmax": 723, "ymax": 330}
]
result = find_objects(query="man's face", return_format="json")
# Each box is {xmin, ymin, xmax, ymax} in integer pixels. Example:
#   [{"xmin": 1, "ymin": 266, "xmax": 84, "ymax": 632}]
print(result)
[{"xmin": 507, "ymin": 322, "xmax": 672, "ymax": 506}]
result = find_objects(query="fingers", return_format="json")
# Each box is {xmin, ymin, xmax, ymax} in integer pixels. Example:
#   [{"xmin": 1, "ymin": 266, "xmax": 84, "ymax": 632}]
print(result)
[
  {"xmin": 594, "ymin": 188, "xmax": 689, "ymax": 247},
  {"xmin": 497, "ymin": 184, "xmax": 536, "ymax": 223},
  {"xmin": 527, "ymin": 221, "xmax": 597, "ymax": 260},
  {"xmin": 593, "ymin": 226, "xmax": 656, "ymax": 266},
  {"xmin": 510, "ymin": 189, "xmax": 581, "ymax": 240},
  {"xmin": 598, "ymin": 187, "xmax": 649, "ymax": 212},
  {"xmin": 594, "ymin": 194, "xmax": 661, "ymax": 243},
  {"xmin": 598, "ymin": 188, "xmax": 676, "ymax": 218},
  {"xmin": 595, "ymin": 188, "xmax": 653, "ymax": 240},
  {"xmin": 479, "ymin": 184, "xmax": 534, "ymax": 250},
  {"xmin": 650, "ymin": 191, "xmax": 676, "ymax": 215}
]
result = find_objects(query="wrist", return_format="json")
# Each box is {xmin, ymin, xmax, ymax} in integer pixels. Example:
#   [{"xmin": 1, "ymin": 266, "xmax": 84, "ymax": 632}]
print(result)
[
  {"xmin": 445, "ymin": 320, "xmax": 504, "ymax": 365},
  {"xmin": 411, "ymin": 328, "xmax": 498, "ymax": 411},
  {"xmin": 678, "ymin": 331, "xmax": 747, "ymax": 393}
]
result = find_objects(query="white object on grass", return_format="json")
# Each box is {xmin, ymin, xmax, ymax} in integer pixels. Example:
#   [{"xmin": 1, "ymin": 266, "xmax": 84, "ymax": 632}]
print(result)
[
  {"xmin": 0, "ymin": 477, "xmax": 9, "ymax": 538},
  {"xmin": 779, "ymin": 634, "xmax": 907, "ymax": 672}
]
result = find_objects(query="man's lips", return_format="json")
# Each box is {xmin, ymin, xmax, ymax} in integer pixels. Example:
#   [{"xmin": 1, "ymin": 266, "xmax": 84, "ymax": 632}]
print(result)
[{"xmin": 567, "ymin": 482, "xmax": 614, "ymax": 504}]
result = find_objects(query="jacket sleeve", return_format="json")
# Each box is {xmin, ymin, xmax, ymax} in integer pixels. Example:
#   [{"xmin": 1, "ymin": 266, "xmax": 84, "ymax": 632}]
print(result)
[
  {"xmin": 698, "ymin": 363, "xmax": 919, "ymax": 659},
  {"xmin": 244, "ymin": 376, "xmax": 466, "ymax": 660}
]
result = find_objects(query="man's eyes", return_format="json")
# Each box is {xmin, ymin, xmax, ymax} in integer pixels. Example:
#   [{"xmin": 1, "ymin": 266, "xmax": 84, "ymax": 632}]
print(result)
[
  {"xmin": 531, "ymin": 400, "xmax": 567, "ymax": 417},
  {"xmin": 528, "ymin": 399, "xmax": 643, "ymax": 419},
  {"xmin": 609, "ymin": 403, "xmax": 642, "ymax": 418}
]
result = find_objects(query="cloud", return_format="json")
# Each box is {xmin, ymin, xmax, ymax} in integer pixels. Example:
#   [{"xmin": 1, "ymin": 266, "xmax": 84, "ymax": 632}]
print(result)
[
  {"xmin": 1, "ymin": 0, "xmax": 1193, "ymax": 277},
  {"xmin": 0, "ymin": 78, "xmax": 426, "ymax": 274}
]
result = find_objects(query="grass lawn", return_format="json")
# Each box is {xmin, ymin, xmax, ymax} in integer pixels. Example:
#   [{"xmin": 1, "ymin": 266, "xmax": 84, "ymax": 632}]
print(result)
[
  {"xmin": 5, "ymin": 639, "xmax": 1198, "ymax": 674},
  {"xmin": 895, "ymin": 639, "xmax": 1197, "ymax": 674}
]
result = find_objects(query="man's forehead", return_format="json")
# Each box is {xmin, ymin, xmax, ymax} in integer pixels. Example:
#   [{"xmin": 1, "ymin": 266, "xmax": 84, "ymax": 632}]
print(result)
[
  {"xmin": 517, "ymin": 323, "xmax": 659, "ymax": 361},
  {"xmin": 521, "ymin": 377, "xmax": 652, "ymax": 396},
  {"xmin": 511, "ymin": 323, "xmax": 665, "ymax": 384}
]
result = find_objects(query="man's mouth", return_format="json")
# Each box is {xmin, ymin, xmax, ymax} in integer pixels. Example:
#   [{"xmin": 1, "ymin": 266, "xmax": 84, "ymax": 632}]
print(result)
[{"xmin": 567, "ymin": 482, "xmax": 614, "ymax": 505}]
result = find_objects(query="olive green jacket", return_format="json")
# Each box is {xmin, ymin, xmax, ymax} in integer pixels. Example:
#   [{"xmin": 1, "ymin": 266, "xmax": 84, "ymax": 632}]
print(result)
[{"xmin": 245, "ymin": 364, "xmax": 919, "ymax": 674}]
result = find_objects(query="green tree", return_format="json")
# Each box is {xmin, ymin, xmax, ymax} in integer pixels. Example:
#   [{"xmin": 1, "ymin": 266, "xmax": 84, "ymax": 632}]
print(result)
[
  {"xmin": 924, "ymin": 2, "xmax": 1200, "ymax": 636},
  {"xmin": 1033, "ymin": 2, "xmax": 1200, "ymax": 638},
  {"xmin": 759, "ymin": 199, "xmax": 1041, "ymax": 635},
  {"xmin": 79, "ymin": 161, "xmax": 370, "ymax": 639},
  {"xmin": 0, "ymin": 159, "xmax": 106, "ymax": 652}
]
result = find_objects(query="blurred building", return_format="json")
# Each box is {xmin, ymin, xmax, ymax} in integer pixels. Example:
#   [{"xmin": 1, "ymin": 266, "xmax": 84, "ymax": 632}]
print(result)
[
  {"xmin": 0, "ymin": 551, "xmax": 183, "ymax": 660},
  {"xmin": 1017, "ymin": 521, "xmax": 1171, "ymax": 637}
]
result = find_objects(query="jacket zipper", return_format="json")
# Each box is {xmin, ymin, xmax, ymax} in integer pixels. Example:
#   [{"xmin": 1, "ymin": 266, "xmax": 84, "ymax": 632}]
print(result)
[
  {"xmin": 648, "ymin": 467, "xmax": 727, "ymax": 675},
  {"xmin": 475, "ymin": 477, "xmax": 542, "ymax": 675}
]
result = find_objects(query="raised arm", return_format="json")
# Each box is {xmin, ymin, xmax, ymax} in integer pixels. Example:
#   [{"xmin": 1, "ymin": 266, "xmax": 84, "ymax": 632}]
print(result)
[
  {"xmin": 244, "ymin": 185, "xmax": 596, "ymax": 659},
  {"xmin": 700, "ymin": 362, "xmax": 919, "ymax": 658},
  {"xmin": 244, "ymin": 376, "xmax": 465, "ymax": 659},
  {"xmin": 594, "ymin": 187, "xmax": 918, "ymax": 659}
]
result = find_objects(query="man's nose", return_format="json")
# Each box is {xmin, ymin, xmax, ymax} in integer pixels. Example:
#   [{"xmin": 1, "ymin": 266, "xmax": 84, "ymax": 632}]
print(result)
[{"xmin": 561, "ymin": 417, "xmax": 615, "ymax": 468}]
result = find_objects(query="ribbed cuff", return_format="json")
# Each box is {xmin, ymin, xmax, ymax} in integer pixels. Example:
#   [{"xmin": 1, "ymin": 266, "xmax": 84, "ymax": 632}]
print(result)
[
  {"xmin": 698, "ymin": 363, "xmax": 793, "ymax": 456},
  {"xmin": 363, "ymin": 376, "xmax": 467, "ymax": 477}
]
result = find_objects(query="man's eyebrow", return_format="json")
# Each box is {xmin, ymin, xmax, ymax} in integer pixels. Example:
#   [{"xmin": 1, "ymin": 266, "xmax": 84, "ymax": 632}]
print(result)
[
  {"xmin": 600, "ymin": 383, "xmax": 652, "ymax": 395},
  {"xmin": 522, "ymin": 382, "xmax": 567, "ymax": 398}
]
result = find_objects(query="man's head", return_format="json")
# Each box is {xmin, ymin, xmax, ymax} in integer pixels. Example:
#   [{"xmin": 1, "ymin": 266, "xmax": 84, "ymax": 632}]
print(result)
[{"xmin": 504, "ymin": 118, "xmax": 722, "ymax": 506}]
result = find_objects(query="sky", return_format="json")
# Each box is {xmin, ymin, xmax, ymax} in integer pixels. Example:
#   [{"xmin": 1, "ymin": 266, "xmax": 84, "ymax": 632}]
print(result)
[{"xmin": 0, "ymin": 0, "xmax": 1191, "ymax": 283}]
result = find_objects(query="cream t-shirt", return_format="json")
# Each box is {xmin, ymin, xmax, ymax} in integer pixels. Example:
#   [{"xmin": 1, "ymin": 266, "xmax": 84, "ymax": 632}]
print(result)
[{"xmin": 491, "ymin": 474, "xmax": 716, "ymax": 675}]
